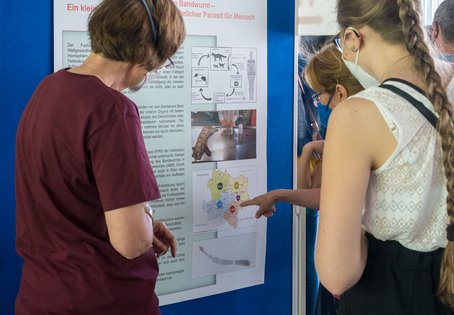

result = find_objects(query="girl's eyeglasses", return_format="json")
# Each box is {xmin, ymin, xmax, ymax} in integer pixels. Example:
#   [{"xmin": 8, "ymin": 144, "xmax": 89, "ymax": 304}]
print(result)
[
  {"xmin": 312, "ymin": 91, "xmax": 334, "ymax": 108},
  {"xmin": 312, "ymin": 92, "xmax": 323, "ymax": 103}
]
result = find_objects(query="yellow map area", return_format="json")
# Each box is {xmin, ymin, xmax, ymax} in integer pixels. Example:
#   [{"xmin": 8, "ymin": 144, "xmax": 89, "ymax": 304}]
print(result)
[{"xmin": 207, "ymin": 170, "xmax": 249, "ymax": 201}]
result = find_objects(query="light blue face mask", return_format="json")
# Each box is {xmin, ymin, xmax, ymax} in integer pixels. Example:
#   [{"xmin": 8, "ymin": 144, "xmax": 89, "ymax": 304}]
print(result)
[
  {"xmin": 128, "ymin": 71, "xmax": 160, "ymax": 92},
  {"xmin": 128, "ymin": 59, "xmax": 174, "ymax": 92},
  {"xmin": 128, "ymin": 74, "xmax": 148, "ymax": 92},
  {"xmin": 341, "ymin": 27, "xmax": 380, "ymax": 88},
  {"xmin": 342, "ymin": 52, "xmax": 379, "ymax": 88}
]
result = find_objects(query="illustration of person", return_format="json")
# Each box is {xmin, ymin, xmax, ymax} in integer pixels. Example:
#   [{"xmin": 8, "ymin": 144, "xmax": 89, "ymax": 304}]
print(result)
[{"xmin": 247, "ymin": 51, "xmax": 256, "ymax": 101}]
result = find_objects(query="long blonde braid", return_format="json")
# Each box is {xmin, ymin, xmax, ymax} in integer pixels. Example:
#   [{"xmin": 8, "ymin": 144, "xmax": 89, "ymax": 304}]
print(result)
[{"xmin": 397, "ymin": 0, "xmax": 454, "ymax": 309}]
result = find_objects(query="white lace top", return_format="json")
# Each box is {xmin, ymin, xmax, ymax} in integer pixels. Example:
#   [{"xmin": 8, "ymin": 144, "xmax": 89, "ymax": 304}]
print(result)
[{"xmin": 351, "ymin": 80, "xmax": 448, "ymax": 252}]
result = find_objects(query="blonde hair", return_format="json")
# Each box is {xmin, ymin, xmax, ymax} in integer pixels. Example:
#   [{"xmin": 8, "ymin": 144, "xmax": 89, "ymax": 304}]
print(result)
[
  {"xmin": 88, "ymin": 0, "xmax": 185, "ymax": 71},
  {"xmin": 304, "ymin": 43, "xmax": 364, "ymax": 96},
  {"xmin": 337, "ymin": 0, "xmax": 454, "ymax": 309}
]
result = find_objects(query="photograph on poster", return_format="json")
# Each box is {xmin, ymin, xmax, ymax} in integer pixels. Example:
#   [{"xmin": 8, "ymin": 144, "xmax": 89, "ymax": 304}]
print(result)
[
  {"xmin": 192, "ymin": 233, "xmax": 257, "ymax": 279},
  {"xmin": 192, "ymin": 167, "xmax": 257, "ymax": 233},
  {"xmin": 191, "ymin": 110, "xmax": 257, "ymax": 162}
]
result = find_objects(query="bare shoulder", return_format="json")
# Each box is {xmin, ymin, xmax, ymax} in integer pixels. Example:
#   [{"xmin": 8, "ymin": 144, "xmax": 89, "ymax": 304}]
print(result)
[
  {"xmin": 328, "ymin": 96, "xmax": 383, "ymax": 135},
  {"xmin": 328, "ymin": 95, "xmax": 397, "ymax": 169}
]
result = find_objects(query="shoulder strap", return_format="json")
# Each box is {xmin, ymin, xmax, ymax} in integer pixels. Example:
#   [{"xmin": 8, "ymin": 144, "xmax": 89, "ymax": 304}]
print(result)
[
  {"xmin": 297, "ymin": 75, "xmax": 322, "ymax": 141},
  {"xmin": 379, "ymin": 81, "xmax": 439, "ymax": 129}
]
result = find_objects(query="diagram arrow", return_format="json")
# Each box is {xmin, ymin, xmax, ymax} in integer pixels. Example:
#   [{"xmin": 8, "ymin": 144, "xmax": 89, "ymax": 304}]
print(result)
[
  {"xmin": 227, "ymin": 88, "xmax": 236, "ymax": 97},
  {"xmin": 199, "ymin": 88, "xmax": 212, "ymax": 101},
  {"xmin": 299, "ymin": 15, "xmax": 323, "ymax": 25},
  {"xmin": 198, "ymin": 54, "xmax": 210, "ymax": 66},
  {"xmin": 232, "ymin": 64, "xmax": 239, "ymax": 74}
]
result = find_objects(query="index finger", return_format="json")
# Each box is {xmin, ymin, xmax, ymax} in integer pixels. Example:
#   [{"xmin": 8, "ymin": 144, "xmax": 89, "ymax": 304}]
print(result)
[{"xmin": 240, "ymin": 198, "xmax": 257, "ymax": 207}]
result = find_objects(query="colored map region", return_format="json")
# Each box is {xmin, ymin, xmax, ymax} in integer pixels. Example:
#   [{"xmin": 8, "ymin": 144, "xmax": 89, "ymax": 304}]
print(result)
[
  {"xmin": 203, "ymin": 170, "xmax": 249, "ymax": 228},
  {"xmin": 193, "ymin": 167, "xmax": 256, "ymax": 232}
]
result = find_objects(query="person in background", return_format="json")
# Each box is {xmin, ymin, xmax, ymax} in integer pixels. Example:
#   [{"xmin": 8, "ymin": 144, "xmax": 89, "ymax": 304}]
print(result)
[
  {"xmin": 303, "ymin": 44, "xmax": 363, "ymax": 315},
  {"xmin": 15, "ymin": 0, "xmax": 185, "ymax": 314},
  {"xmin": 314, "ymin": 0, "xmax": 454, "ymax": 314},
  {"xmin": 296, "ymin": 50, "xmax": 323, "ymax": 315},
  {"xmin": 240, "ymin": 43, "xmax": 364, "ymax": 315},
  {"xmin": 432, "ymin": 0, "xmax": 454, "ymax": 63},
  {"xmin": 431, "ymin": 0, "xmax": 454, "ymax": 108}
]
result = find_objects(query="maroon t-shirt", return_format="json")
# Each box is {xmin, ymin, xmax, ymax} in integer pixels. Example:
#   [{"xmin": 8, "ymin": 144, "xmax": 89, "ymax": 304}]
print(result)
[{"xmin": 15, "ymin": 69, "xmax": 161, "ymax": 314}]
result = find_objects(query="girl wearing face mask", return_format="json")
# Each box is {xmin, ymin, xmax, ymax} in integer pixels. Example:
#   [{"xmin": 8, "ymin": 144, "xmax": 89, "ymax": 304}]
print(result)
[
  {"xmin": 313, "ymin": 1, "xmax": 454, "ymax": 314},
  {"xmin": 299, "ymin": 43, "xmax": 364, "ymax": 192}
]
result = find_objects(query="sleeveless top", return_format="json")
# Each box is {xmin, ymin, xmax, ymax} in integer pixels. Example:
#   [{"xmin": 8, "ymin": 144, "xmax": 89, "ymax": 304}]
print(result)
[{"xmin": 351, "ymin": 80, "xmax": 448, "ymax": 252}]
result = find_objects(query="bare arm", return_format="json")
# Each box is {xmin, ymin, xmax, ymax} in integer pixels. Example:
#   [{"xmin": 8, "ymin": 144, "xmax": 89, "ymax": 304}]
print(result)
[
  {"xmin": 105, "ymin": 202, "xmax": 153, "ymax": 260},
  {"xmin": 316, "ymin": 97, "xmax": 396, "ymax": 295},
  {"xmin": 297, "ymin": 140, "xmax": 324, "ymax": 189},
  {"xmin": 240, "ymin": 188, "xmax": 320, "ymax": 218}
]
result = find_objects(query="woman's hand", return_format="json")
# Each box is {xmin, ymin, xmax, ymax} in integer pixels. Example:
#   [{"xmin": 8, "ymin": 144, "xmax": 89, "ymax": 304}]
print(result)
[
  {"xmin": 302, "ymin": 140, "xmax": 325, "ymax": 159},
  {"xmin": 152, "ymin": 221, "xmax": 177, "ymax": 258},
  {"xmin": 240, "ymin": 192, "xmax": 277, "ymax": 219}
]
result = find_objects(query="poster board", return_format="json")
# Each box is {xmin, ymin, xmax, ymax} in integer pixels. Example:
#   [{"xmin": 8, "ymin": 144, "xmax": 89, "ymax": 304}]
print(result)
[{"xmin": 54, "ymin": 0, "xmax": 268, "ymax": 305}]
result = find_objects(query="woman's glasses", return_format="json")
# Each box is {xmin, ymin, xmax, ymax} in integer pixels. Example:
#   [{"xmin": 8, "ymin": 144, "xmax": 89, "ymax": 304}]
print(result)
[
  {"xmin": 312, "ymin": 92, "xmax": 323, "ymax": 104},
  {"xmin": 148, "ymin": 58, "xmax": 175, "ymax": 80},
  {"xmin": 312, "ymin": 91, "xmax": 334, "ymax": 108}
]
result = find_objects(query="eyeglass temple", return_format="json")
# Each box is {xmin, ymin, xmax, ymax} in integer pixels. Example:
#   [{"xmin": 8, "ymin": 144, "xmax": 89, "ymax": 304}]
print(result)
[
  {"xmin": 140, "ymin": 0, "xmax": 159, "ymax": 45},
  {"xmin": 167, "ymin": 58, "xmax": 175, "ymax": 68}
]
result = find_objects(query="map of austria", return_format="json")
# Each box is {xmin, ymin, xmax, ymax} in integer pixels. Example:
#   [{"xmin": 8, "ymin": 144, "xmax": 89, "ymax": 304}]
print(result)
[{"xmin": 192, "ymin": 167, "xmax": 257, "ymax": 233}]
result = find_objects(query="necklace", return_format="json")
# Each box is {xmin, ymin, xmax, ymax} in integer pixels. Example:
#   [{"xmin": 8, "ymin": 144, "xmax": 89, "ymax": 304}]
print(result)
[{"xmin": 380, "ymin": 54, "xmax": 411, "ymax": 83}]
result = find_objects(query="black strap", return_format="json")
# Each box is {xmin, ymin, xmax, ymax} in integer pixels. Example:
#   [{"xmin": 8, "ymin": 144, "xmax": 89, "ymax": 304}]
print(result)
[{"xmin": 379, "ymin": 82, "xmax": 439, "ymax": 129}]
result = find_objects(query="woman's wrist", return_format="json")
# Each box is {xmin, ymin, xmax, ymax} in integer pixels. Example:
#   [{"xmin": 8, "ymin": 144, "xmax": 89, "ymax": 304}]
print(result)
[{"xmin": 144, "ymin": 202, "xmax": 154, "ymax": 225}]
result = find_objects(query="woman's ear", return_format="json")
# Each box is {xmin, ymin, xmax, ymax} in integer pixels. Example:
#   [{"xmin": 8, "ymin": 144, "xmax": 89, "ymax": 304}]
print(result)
[
  {"xmin": 344, "ymin": 27, "xmax": 362, "ymax": 53},
  {"xmin": 335, "ymin": 84, "xmax": 348, "ymax": 102}
]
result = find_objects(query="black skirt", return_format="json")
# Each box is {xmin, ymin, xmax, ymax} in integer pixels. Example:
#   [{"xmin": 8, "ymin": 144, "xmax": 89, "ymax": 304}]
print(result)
[{"xmin": 338, "ymin": 233, "xmax": 453, "ymax": 315}]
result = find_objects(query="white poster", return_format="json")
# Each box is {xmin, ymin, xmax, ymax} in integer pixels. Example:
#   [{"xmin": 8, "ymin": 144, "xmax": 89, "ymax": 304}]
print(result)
[{"xmin": 54, "ymin": 0, "xmax": 267, "ymax": 305}]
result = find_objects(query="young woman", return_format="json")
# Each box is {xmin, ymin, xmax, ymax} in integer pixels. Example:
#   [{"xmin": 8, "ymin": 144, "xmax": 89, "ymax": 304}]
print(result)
[
  {"xmin": 15, "ymin": 0, "xmax": 185, "ymax": 314},
  {"xmin": 315, "ymin": 0, "xmax": 454, "ymax": 314}
]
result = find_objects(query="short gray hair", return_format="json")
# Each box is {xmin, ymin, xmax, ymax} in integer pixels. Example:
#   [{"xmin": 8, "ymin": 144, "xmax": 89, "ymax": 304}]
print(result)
[{"xmin": 434, "ymin": 0, "xmax": 454, "ymax": 43}]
